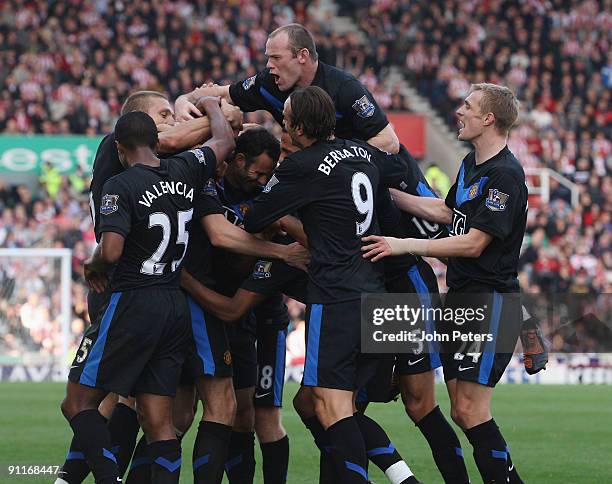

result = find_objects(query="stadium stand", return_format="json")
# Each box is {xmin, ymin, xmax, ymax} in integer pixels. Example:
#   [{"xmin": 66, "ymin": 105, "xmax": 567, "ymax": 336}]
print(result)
[{"xmin": 0, "ymin": 0, "xmax": 609, "ymax": 358}]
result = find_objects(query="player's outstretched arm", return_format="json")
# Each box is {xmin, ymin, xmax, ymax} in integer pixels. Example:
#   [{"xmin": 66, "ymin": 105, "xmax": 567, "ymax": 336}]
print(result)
[
  {"xmin": 367, "ymin": 123, "xmax": 400, "ymax": 154},
  {"xmin": 362, "ymin": 228, "xmax": 492, "ymax": 261},
  {"xmin": 389, "ymin": 188, "xmax": 452, "ymax": 224},
  {"xmin": 202, "ymin": 214, "xmax": 310, "ymax": 270},
  {"xmin": 199, "ymin": 97, "xmax": 236, "ymax": 163},
  {"xmin": 180, "ymin": 270, "xmax": 264, "ymax": 322},
  {"xmin": 158, "ymin": 101, "xmax": 242, "ymax": 155}
]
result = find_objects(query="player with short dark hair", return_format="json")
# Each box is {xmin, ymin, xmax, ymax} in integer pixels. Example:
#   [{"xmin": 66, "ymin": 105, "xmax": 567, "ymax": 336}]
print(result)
[
  {"xmin": 60, "ymin": 101, "xmax": 234, "ymax": 484},
  {"xmin": 175, "ymin": 23, "xmax": 399, "ymax": 154},
  {"xmin": 363, "ymin": 83, "xmax": 527, "ymax": 484}
]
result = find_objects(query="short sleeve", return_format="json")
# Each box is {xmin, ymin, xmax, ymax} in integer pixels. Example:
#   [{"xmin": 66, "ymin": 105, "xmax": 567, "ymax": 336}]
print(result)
[
  {"xmin": 243, "ymin": 158, "xmax": 308, "ymax": 233},
  {"xmin": 470, "ymin": 171, "xmax": 526, "ymax": 240},
  {"xmin": 98, "ymin": 178, "xmax": 131, "ymax": 238},
  {"xmin": 229, "ymin": 70, "xmax": 271, "ymax": 113},
  {"xmin": 194, "ymin": 183, "xmax": 224, "ymax": 219},
  {"xmin": 181, "ymin": 147, "xmax": 217, "ymax": 186},
  {"xmin": 445, "ymin": 182, "xmax": 457, "ymax": 209},
  {"xmin": 336, "ymin": 79, "xmax": 389, "ymax": 140}
]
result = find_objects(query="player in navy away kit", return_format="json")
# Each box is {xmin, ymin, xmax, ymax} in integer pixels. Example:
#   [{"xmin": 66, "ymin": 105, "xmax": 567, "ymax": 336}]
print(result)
[
  {"xmin": 58, "ymin": 90, "xmax": 243, "ymax": 484},
  {"xmin": 241, "ymin": 86, "xmax": 401, "ymax": 484},
  {"xmin": 61, "ymin": 103, "xmax": 234, "ymax": 484},
  {"xmin": 176, "ymin": 23, "xmax": 399, "ymax": 155},
  {"xmin": 363, "ymin": 83, "xmax": 527, "ymax": 484}
]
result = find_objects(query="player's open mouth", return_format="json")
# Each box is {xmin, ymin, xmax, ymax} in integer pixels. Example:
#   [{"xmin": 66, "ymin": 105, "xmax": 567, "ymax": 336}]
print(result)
[
  {"xmin": 272, "ymin": 74, "xmax": 280, "ymax": 83},
  {"xmin": 457, "ymin": 120, "xmax": 464, "ymax": 131}
]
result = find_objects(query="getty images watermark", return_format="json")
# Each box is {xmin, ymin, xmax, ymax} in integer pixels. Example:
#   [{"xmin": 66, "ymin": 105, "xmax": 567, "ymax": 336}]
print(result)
[{"xmin": 361, "ymin": 292, "xmax": 612, "ymax": 354}]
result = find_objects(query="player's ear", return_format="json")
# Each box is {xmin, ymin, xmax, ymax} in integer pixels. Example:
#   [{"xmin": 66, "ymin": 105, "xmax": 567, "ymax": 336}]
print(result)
[
  {"xmin": 483, "ymin": 112, "xmax": 495, "ymax": 127},
  {"xmin": 234, "ymin": 152, "xmax": 246, "ymax": 167}
]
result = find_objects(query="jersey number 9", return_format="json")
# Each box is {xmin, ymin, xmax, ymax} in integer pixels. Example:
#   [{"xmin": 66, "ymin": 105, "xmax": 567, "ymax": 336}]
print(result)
[{"xmin": 352, "ymin": 172, "xmax": 374, "ymax": 236}]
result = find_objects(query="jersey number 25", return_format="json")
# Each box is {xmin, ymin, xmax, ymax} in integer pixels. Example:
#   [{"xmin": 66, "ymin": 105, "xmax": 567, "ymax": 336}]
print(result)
[{"xmin": 141, "ymin": 209, "xmax": 193, "ymax": 275}]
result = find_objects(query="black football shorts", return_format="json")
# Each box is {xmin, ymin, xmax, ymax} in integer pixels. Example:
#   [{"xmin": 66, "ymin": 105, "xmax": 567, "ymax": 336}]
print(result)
[{"xmin": 70, "ymin": 287, "xmax": 190, "ymax": 397}]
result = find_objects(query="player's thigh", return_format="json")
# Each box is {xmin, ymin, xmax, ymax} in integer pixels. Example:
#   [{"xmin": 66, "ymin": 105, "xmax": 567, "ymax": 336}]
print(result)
[{"xmin": 234, "ymin": 386, "xmax": 256, "ymax": 432}]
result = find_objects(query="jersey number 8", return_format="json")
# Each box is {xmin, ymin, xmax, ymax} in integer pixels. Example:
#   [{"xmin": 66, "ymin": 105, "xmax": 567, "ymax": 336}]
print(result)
[{"xmin": 141, "ymin": 208, "xmax": 193, "ymax": 275}]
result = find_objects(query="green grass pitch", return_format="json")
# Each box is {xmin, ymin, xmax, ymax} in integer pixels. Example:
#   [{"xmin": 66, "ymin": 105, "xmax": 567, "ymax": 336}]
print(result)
[{"xmin": 1, "ymin": 382, "xmax": 610, "ymax": 483}]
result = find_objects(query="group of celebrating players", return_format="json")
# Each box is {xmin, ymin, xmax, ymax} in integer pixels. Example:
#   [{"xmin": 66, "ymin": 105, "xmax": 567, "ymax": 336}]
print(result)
[{"xmin": 56, "ymin": 24, "xmax": 546, "ymax": 484}]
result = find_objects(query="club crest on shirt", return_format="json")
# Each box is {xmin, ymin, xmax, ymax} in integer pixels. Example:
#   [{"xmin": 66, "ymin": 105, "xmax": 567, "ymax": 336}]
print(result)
[
  {"xmin": 352, "ymin": 95, "xmax": 375, "ymax": 118},
  {"xmin": 485, "ymin": 189, "xmax": 509, "ymax": 212},
  {"xmin": 243, "ymin": 76, "xmax": 256, "ymax": 90},
  {"xmin": 253, "ymin": 260, "xmax": 273, "ymax": 279},
  {"xmin": 468, "ymin": 183, "xmax": 479, "ymax": 199},
  {"xmin": 190, "ymin": 148, "xmax": 207, "ymax": 164},
  {"xmin": 100, "ymin": 194, "xmax": 119, "ymax": 215}
]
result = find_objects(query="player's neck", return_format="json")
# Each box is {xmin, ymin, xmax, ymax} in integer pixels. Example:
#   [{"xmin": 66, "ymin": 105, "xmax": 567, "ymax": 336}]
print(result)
[
  {"xmin": 127, "ymin": 147, "xmax": 160, "ymax": 168},
  {"xmin": 297, "ymin": 60, "xmax": 318, "ymax": 87},
  {"xmin": 472, "ymin": 132, "xmax": 507, "ymax": 165}
]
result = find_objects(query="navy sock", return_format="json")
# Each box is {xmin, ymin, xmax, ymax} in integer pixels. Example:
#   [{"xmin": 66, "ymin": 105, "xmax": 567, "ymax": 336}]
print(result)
[
  {"xmin": 225, "ymin": 431, "xmax": 255, "ymax": 483},
  {"xmin": 416, "ymin": 406, "xmax": 470, "ymax": 483},
  {"xmin": 354, "ymin": 412, "xmax": 418, "ymax": 484},
  {"xmin": 107, "ymin": 403, "xmax": 140, "ymax": 477},
  {"xmin": 260, "ymin": 435, "xmax": 289, "ymax": 484},
  {"xmin": 302, "ymin": 415, "xmax": 337, "ymax": 483},
  {"xmin": 125, "ymin": 434, "xmax": 150, "ymax": 484},
  {"xmin": 69, "ymin": 410, "xmax": 119, "ymax": 484},
  {"xmin": 57, "ymin": 435, "xmax": 91, "ymax": 483},
  {"xmin": 465, "ymin": 419, "xmax": 509, "ymax": 484},
  {"xmin": 148, "ymin": 439, "xmax": 181, "ymax": 484},
  {"xmin": 506, "ymin": 446, "xmax": 523, "ymax": 484},
  {"xmin": 193, "ymin": 421, "xmax": 232, "ymax": 483},
  {"xmin": 325, "ymin": 416, "xmax": 368, "ymax": 483}
]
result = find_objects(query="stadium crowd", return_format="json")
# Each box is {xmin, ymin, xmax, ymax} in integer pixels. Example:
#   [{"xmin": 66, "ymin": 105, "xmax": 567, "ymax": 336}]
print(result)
[{"xmin": 0, "ymin": 0, "xmax": 609, "ymax": 359}]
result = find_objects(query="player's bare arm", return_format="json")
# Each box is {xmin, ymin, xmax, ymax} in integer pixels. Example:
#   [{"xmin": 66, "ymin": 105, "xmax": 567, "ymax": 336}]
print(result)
[
  {"xmin": 390, "ymin": 188, "xmax": 453, "ymax": 225},
  {"xmin": 201, "ymin": 214, "xmax": 310, "ymax": 270},
  {"xmin": 83, "ymin": 232, "xmax": 125, "ymax": 293},
  {"xmin": 362, "ymin": 228, "xmax": 492, "ymax": 261},
  {"xmin": 367, "ymin": 123, "xmax": 400, "ymax": 154},
  {"xmin": 279, "ymin": 215, "xmax": 308, "ymax": 248},
  {"xmin": 199, "ymin": 96, "xmax": 236, "ymax": 162},
  {"xmin": 180, "ymin": 270, "xmax": 265, "ymax": 322},
  {"xmin": 175, "ymin": 84, "xmax": 233, "ymax": 120}
]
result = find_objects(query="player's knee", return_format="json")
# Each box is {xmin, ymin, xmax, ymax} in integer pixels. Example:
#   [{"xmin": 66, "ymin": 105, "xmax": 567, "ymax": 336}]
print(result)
[
  {"xmin": 233, "ymin": 400, "xmax": 254, "ymax": 431},
  {"xmin": 254, "ymin": 406, "xmax": 284, "ymax": 442},
  {"xmin": 401, "ymin": 391, "xmax": 435, "ymax": 422},
  {"xmin": 451, "ymin": 397, "xmax": 479, "ymax": 428},
  {"xmin": 173, "ymin": 402, "xmax": 195, "ymax": 435},
  {"xmin": 60, "ymin": 397, "xmax": 78, "ymax": 421},
  {"xmin": 293, "ymin": 388, "xmax": 314, "ymax": 418}
]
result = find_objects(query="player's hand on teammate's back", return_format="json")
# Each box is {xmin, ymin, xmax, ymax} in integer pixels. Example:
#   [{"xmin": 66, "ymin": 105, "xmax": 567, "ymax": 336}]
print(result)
[
  {"xmin": 361, "ymin": 235, "xmax": 404, "ymax": 262},
  {"xmin": 283, "ymin": 242, "xmax": 310, "ymax": 271},
  {"xmin": 83, "ymin": 261, "xmax": 108, "ymax": 294}
]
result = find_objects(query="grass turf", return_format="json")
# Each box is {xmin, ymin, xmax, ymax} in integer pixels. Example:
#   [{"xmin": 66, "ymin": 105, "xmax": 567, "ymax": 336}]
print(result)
[{"xmin": 0, "ymin": 382, "xmax": 610, "ymax": 483}]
